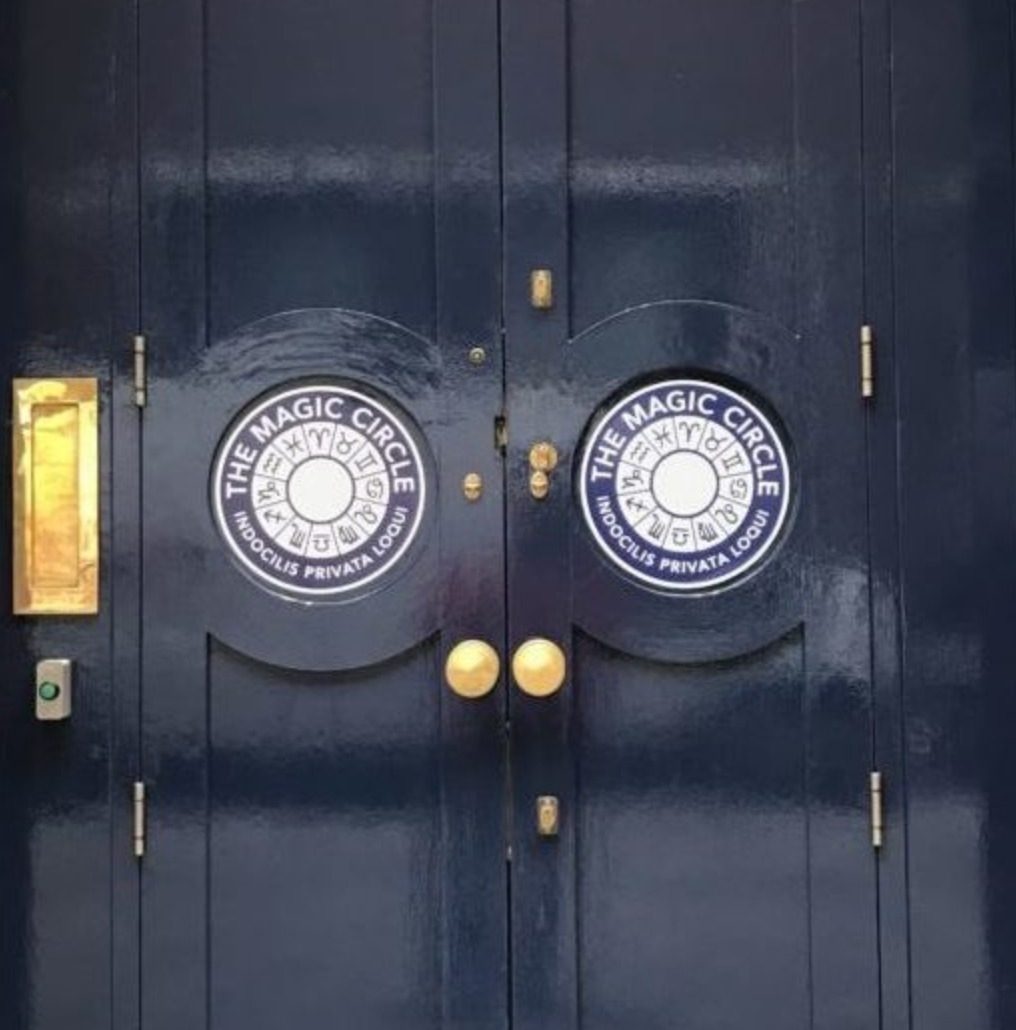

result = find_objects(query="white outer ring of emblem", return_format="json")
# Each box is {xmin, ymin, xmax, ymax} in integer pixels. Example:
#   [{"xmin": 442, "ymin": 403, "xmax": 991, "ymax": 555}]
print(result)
[
  {"xmin": 211, "ymin": 383, "xmax": 427, "ymax": 597},
  {"xmin": 578, "ymin": 378, "xmax": 792, "ymax": 592}
]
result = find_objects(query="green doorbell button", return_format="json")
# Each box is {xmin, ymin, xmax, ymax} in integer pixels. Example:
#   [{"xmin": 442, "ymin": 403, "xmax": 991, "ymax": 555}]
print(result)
[{"xmin": 38, "ymin": 681, "xmax": 60, "ymax": 701}]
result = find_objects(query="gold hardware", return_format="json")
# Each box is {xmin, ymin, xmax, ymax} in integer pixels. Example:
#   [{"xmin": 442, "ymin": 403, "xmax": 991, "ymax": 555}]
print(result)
[
  {"xmin": 13, "ymin": 378, "xmax": 99, "ymax": 615},
  {"xmin": 444, "ymin": 639, "xmax": 501, "ymax": 699},
  {"xmin": 870, "ymin": 771, "xmax": 884, "ymax": 849},
  {"xmin": 512, "ymin": 638, "xmax": 566, "ymax": 698},
  {"xmin": 530, "ymin": 269, "xmax": 553, "ymax": 310},
  {"xmin": 860, "ymin": 324, "xmax": 874, "ymax": 400},
  {"xmin": 463, "ymin": 472, "xmax": 483, "ymax": 502},
  {"xmin": 528, "ymin": 440, "xmax": 559, "ymax": 473},
  {"xmin": 536, "ymin": 795, "xmax": 560, "ymax": 837},
  {"xmin": 133, "ymin": 334, "xmax": 147, "ymax": 408},
  {"xmin": 468, "ymin": 346, "xmax": 487, "ymax": 366},
  {"xmin": 529, "ymin": 441, "xmax": 558, "ymax": 499},
  {"xmin": 529, "ymin": 470, "xmax": 550, "ymax": 500},
  {"xmin": 133, "ymin": 781, "xmax": 146, "ymax": 859}
]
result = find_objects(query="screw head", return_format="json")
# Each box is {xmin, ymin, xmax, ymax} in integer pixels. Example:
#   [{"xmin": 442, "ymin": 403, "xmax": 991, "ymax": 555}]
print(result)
[{"xmin": 468, "ymin": 346, "xmax": 487, "ymax": 366}]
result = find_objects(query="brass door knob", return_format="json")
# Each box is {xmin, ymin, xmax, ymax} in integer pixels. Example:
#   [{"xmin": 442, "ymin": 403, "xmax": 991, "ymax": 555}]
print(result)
[
  {"xmin": 511, "ymin": 638, "xmax": 566, "ymax": 698},
  {"xmin": 444, "ymin": 640, "xmax": 501, "ymax": 699}
]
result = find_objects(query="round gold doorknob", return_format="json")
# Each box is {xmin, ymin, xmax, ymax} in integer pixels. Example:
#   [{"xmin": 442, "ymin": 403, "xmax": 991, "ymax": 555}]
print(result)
[
  {"xmin": 444, "ymin": 640, "xmax": 501, "ymax": 699},
  {"xmin": 511, "ymin": 638, "xmax": 566, "ymax": 698}
]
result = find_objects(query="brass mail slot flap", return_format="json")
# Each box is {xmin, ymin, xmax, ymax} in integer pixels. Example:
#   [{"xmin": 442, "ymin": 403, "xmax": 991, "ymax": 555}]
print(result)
[{"xmin": 13, "ymin": 378, "xmax": 99, "ymax": 615}]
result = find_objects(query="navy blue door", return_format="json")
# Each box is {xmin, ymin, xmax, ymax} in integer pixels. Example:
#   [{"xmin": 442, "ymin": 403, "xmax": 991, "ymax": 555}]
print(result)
[
  {"xmin": 138, "ymin": 1, "xmax": 505, "ymax": 1028},
  {"xmin": 503, "ymin": 2, "xmax": 878, "ymax": 1028},
  {"xmin": 139, "ymin": 1, "xmax": 879, "ymax": 1028},
  {"xmin": 13, "ymin": 2, "xmax": 1016, "ymax": 1029}
]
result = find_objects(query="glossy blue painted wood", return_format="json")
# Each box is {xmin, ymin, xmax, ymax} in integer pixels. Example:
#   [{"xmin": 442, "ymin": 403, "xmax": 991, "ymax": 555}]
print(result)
[
  {"xmin": 0, "ymin": 0, "xmax": 140, "ymax": 1027},
  {"xmin": 137, "ymin": 1, "xmax": 505, "ymax": 1028},
  {"xmin": 503, "ymin": 2, "xmax": 878, "ymax": 1027},
  {"xmin": 3, "ymin": 2, "xmax": 1016, "ymax": 1029},
  {"xmin": 891, "ymin": 2, "xmax": 1016, "ymax": 1027}
]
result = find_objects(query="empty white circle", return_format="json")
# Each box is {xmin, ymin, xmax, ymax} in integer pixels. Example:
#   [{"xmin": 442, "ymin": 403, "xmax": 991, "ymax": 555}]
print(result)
[
  {"xmin": 651, "ymin": 450, "xmax": 718, "ymax": 517},
  {"xmin": 287, "ymin": 457, "xmax": 353, "ymax": 523}
]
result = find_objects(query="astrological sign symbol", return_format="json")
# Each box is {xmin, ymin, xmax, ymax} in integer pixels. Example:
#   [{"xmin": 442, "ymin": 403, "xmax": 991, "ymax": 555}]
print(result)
[
  {"xmin": 333, "ymin": 431, "xmax": 356, "ymax": 456},
  {"xmin": 652, "ymin": 424, "xmax": 673, "ymax": 448},
  {"xmin": 729, "ymin": 477, "xmax": 749, "ymax": 500},
  {"xmin": 721, "ymin": 452, "xmax": 746, "ymax": 472},
  {"xmin": 630, "ymin": 441, "xmax": 652, "ymax": 463},
  {"xmin": 715, "ymin": 503, "xmax": 739, "ymax": 525},
  {"xmin": 626, "ymin": 496, "xmax": 648, "ymax": 515},
  {"xmin": 354, "ymin": 451, "xmax": 379, "ymax": 473},
  {"xmin": 256, "ymin": 482, "xmax": 280, "ymax": 504},
  {"xmin": 282, "ymin": 435, "xmax": 304, "ymax": 457},
  {"xmin": 307, "ymin": 426, "xmax": 331, "ymax": 449},
  {"xmin": 697, "ymin": 520, "xmax": 719, "ymax": 543},
  {"xmin": 353, "ymin": 504, "xmax": 378, "ymax": 526},
  {"xmin": 336, "ymin": 524, "xmax": 360, "ymax": 545},
  {"xmin": 260, "ymin": 453, "xmax": 283, "ymax": 476},
  {"xmin": 702, "ymin": 430, "xmax": 724, "ymax": 453},
  {"xmin": 621, "ymin": 471, "xmax": 645, "ymax": 490},
  {"xmin": 365, "ymin": 477, "xmax": 384, "ymax": 500},
  {"xmin": 676, "ymin": 420, "xmax": 700, "ymax": 445},
  {"xmin": 287, "ymin": 526, "xmax": 307, "ymax": 548},
  {"xmin": 646, "ymin": 514, "xmax": 666, "ymax": 541}
]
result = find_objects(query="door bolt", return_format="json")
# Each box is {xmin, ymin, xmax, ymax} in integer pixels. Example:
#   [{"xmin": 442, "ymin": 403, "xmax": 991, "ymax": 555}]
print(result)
[
  {"xmin": 536, "ymin": 795, "xmax": 560, "ymax": 837},
  {"xmin": 462, "ymin": 472, "xmax": 483, "ymax": 502},
  {"xmin": 530, "ymin": 268, "xmax": 553, "ymax": 310}
]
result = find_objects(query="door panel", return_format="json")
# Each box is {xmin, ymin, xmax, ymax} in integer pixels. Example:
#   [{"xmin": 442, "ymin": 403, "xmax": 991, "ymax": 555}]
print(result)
[
  {"xmin": 207, "ymin": 636, "xmax": 441, "ymax": 1027},
  {"xmin": 889, "ymin": 2, "xmax": 1016, "ymax": 1027},
  {"xmin": 0, "ymin": 0, "xmax": 140, "ymax": 1025},
  {"xmin": 568, "ymin": 0, "xmax": 796, "ymax": 328},
  {"xmin": 574, "ymin": 627, "xmax": 807, "ymax": 1027},
  {"xmin": 139, "ymin": 1, "xmax": 504, "ymax": 1027},
  {"xmin": 503, "ymin": 2, "xmax": 877, "ymax": 1028}
]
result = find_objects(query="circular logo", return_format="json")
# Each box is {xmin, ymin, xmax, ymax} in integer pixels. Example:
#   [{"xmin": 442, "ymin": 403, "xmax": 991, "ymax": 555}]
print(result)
[
  {"xmin": 579, "ymin": 378, "xmax": 791, "ymax": 592},
  {"xmin": 212, "ymin": 382, "xmax": 427, "ymax": 597}
]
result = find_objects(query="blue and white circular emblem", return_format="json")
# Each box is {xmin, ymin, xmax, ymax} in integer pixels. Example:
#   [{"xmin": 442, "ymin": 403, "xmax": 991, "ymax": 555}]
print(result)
[
  {"xmin": 212, "ymin": 382, "xmax": 427, "ymax": 597},
  {"xmin": 579, "ymin": 378, "xmax": 791, "ymax": 592}
]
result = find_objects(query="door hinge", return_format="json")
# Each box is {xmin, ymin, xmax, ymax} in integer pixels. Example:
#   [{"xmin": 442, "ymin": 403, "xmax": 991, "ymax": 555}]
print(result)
[
  {"xmin": 133, "ymin": 334, "xmax": 147, "ymax": 408},
  {"xmin": 494, "ymin": 414, "xmax": 508, "ymax": 452},
  {"xmin": 860, "ymin": 324, "xmax": 875, "ymax": 400},
  {"xmin": 869, "ymin": 771, "xmax": 884, "ymax": 850},
  {"xmin": 132, "ymin": 780, "xmax": 147, "ymax": 859}
]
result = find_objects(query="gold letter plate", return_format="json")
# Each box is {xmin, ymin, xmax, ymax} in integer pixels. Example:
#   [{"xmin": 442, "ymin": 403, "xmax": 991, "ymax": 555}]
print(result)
[{"xmin": 13, "ymin": 378, "xmax": 99, "ymax": 614}]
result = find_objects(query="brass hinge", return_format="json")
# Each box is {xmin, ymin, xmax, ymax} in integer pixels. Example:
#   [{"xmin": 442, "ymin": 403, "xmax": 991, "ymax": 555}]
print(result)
[
  {"xmin": 869, "ymin": 771, "xmax": 884, "ymax": 850},
  {"xmin": 133, "ymin": 335, "xmax": 147, "ymax": 408},
  {"xmin": 860, "ymin": 324, "xmax": 875, "ymax": 400},
  {"xmin": 494, "ymin": 414, "xmax": 508, "ymax": 452},
  {"xmin": 132, "ymin": 781, "xmax": 146, "ymax": 858}
]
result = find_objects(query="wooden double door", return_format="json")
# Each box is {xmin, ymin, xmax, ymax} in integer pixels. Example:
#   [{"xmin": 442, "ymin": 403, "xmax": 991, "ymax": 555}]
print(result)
[{"xmin": 135, "ymin": 2, "xmax": 878, "ymax": 1028}]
